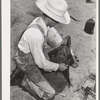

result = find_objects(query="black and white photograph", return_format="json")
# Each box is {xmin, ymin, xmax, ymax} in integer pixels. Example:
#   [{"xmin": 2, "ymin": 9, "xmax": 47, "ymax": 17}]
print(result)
[{"xmin": 2, "ymin": 0, "xmax": 98, "ymax": 100}]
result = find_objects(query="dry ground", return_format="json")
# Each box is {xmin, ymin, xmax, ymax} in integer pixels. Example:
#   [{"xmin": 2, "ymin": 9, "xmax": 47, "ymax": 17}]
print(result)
[{"xmin": 11, "ymin": 0, "xmax": 96, "ymax": 100}]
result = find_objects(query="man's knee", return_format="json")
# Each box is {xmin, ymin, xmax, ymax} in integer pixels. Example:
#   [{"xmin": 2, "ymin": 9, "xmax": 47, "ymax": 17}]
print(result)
[
  {"xmin": 50, "ymin": 89, "xmax": 56, "ymax": 98},
  {"xmin": 22, "ymin": 76, "xmax": 56, "ymax": 100},
  {"xmin": 43, "ymin": 90, "xmax": 56, "ymax": 100},
  {"xmin": 49, "ymin": 87, "xmax": 56, "ymax": 99}
]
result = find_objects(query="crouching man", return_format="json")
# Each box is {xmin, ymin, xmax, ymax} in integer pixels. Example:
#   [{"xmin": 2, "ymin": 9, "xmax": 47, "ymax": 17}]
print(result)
[{"xmin": 15, "ymin": 0, "xmax": 71, "ymax": 99}]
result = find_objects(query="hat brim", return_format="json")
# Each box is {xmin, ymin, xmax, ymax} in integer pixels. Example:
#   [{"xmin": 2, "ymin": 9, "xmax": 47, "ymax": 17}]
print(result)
[{"xmin": 36, "ymin": 0, "xmax": 70, "ymax": 24}]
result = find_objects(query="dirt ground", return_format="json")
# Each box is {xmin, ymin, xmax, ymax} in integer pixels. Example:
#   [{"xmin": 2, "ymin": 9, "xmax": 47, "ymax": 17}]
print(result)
[{"xmin": 11, "ymin": 0, "xmax": 96, "ymax": 100}]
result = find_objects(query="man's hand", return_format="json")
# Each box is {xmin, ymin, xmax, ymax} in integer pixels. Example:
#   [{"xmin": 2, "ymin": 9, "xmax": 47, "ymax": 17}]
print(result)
[{"xmin": 58, "ymin": 63, "xmax": 68, "ymax": 71}]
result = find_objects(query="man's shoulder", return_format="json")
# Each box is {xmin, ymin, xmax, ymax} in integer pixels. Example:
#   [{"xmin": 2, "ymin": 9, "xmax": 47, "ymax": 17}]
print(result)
[{"xmin": 24, "ymin": 25, "xmax": 43, "ymax": 40}]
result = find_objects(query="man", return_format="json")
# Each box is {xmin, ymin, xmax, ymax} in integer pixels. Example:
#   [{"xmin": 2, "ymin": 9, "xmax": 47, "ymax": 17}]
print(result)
[{"xmin": 15, "ymin": 0, "xmax": 71, "ymax": 99}]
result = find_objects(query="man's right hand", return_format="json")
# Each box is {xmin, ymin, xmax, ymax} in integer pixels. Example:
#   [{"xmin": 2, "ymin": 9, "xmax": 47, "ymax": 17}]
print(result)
[{"xmin": 58, "ymin": 63, "xmax": 67, "ymax": 71}]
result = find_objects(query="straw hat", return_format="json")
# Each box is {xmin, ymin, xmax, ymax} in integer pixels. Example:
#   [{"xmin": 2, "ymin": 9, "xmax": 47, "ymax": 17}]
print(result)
[{"xmin": 36, "ymin": 0, "xmax": 70, "ymax": 24}]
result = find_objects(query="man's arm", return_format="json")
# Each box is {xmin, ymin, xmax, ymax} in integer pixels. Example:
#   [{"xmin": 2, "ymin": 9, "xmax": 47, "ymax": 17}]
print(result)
[{"xmin": 21, "ymin": 28, "xmax": 60, "ymax": 72}]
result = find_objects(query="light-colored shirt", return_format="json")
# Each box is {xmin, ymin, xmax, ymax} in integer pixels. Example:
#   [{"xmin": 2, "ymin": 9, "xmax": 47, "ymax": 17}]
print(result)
[{"xmin": 18, "ymin": 17, "xmax": 63, "ymax": 72}]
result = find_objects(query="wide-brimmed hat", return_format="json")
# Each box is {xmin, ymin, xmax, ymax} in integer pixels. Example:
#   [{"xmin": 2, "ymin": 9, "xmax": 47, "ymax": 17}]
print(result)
[{"xmin": 36, "ymin": 0, "xmax": 70, "ymax": 24}]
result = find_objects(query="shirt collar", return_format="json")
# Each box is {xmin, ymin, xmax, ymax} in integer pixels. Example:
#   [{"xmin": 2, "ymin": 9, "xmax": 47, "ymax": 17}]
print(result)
[{"xmin": 29, "ymin": 17, "xmax": 50, "ymax": 36}]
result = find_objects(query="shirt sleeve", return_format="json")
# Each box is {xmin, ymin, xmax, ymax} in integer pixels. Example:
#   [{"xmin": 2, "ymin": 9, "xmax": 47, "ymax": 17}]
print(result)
[
  {"xmin": 18, "ymin": 31, "xmax": 30, "ymax": 54},
  {"xmin": 47, "ymin": 27, "xmax": 63, "ymax": 48},
  {"xmin": 21, "ymin": 28, "xmax": 59, "ymax": 72}
]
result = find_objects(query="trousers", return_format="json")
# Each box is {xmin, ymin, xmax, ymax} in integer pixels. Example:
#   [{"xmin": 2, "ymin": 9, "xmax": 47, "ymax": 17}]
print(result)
[{"xmin": 15, "ymin": 48, "xmax": 55, "ymax": 100}]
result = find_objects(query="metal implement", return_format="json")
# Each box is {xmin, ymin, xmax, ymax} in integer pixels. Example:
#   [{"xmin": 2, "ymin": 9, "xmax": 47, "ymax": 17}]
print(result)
[{"xmin": 81, "ymin": 73, "xmax": 96, "ymax": 100}]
